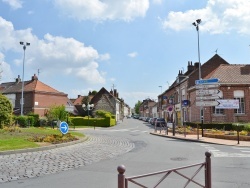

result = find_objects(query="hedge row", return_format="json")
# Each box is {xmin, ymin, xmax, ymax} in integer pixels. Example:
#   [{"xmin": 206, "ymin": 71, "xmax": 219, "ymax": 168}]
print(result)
[
  {"xmin": 70, "ymin": 116, "xmax": 116, "ymax": 127},
  {"xmin": 185, "ymin": 122, "xmax": 250, "ymax": 132}
]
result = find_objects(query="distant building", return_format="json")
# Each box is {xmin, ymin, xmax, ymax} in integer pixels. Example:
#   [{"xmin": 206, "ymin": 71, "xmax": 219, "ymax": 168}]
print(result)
[{"xmin": 0, "ymin": 74, "xmax": 74, "ymax": 116}]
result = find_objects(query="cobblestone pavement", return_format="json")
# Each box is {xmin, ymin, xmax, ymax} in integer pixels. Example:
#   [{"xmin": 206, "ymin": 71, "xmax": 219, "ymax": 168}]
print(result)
[{"xmin": 0, "ymin": 134, "xmax": 134, "ymax": 183}]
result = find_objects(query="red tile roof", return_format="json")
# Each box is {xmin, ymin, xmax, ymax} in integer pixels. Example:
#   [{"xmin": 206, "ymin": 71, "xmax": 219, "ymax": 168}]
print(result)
[{"xmin": 204, "ymin": 64, "xmax": 250, "ymax": 83}]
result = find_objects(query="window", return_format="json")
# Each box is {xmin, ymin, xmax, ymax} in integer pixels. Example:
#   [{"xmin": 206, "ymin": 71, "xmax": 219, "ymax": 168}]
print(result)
[
  {"xmin": 213, "ymin": 107, "xmax": 224, "ymax": 114},
  {"xmin": 234, "ymin": 90, "xmax": 245, "ymax": 114}
]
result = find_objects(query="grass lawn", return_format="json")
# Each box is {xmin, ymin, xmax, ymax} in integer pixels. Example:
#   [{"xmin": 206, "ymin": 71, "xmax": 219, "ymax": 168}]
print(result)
[{"xmin": 0, "ymin": 127, "xmax": 85, "ymax": 151}]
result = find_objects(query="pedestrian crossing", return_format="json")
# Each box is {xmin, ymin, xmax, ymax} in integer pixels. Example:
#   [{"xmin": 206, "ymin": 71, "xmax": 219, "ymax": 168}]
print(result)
[{"xmin": 198, "ymin": 144, "xmax": 250, "ymax": 158}]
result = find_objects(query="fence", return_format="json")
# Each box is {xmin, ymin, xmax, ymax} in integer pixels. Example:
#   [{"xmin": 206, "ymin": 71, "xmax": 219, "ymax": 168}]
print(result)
[{"xmin": 118, "ymin": 151, "xmax": 211, "ymax": 188}]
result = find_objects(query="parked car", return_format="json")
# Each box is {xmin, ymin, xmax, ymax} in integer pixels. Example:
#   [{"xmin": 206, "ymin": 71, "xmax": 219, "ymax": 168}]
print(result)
[
  {"xmin": 146, "ymin": 117, "xmax": 150, "ymax": 122},
  {"xmin": 150, "ymin": 117, "xmax": 157, "ymax": 125},
  {"xmin": 155, "ymin": 118, "xmax": 166, "ymax": 127}
]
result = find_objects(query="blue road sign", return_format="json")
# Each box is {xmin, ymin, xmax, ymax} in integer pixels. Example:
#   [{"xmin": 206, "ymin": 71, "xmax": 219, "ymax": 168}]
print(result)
[
  {"xmin": 195, "ymin": 78, "xmax": 219, "ymax": 85},
  {"xmin": 59, "ymin": 121, "xmax": 69, "ymax": 134}
]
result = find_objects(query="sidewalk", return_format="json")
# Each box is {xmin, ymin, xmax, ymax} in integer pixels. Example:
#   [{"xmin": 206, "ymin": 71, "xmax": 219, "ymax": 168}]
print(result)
[{"xmin": 151, "ymin": 130, "xmax": 250, "ymax": 147}]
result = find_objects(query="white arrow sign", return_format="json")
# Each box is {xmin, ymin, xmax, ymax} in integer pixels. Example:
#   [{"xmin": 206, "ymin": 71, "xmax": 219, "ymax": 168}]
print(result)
[
  {"xmin": 196, "ymin": 89, "xmax": 221, "ymax": 96},
  {"xmin": 215, "ymin": 99, "xmax": 239, "ymax": 109},
  {"xmin": 195, "ymin": 84, "xmax": 220, "ymax": 89},
  {"xmin": 196, "ymin": 101, "xmax": 220, "ymax": 107},
  {"xmin": 196, "ymin": 95, "xmax": 221, "ymax": 100}
]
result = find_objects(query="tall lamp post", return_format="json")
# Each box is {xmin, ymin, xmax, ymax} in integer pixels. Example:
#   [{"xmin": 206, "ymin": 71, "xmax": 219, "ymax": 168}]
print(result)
[
  {"xmin": 193, "ymin": 19, "xmax": 203, "ymax": 138},
  {"xmin": 20, "ymin": 41, "xmax": 30, "ymax": 116},
  {"xmin": 82, "ymin": 103, "xmax": 94, "ymax": 129}
]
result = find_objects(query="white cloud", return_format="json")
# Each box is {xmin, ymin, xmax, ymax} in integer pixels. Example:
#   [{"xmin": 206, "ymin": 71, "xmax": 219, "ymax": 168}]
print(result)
[
  {"xmin": 53, "ymin": 0, "xmax": 150, "ymax": 21},
  {"xmin": 0, "ymin": 53, "xmax": 14, "ymax": 82},
  {"xmin": 99, "ymin": 53, "xmax": 110, "ymax": 61},
  {"xmin": 152, "ymin": 0, "xmax": 162, "ymax": 5},
  {"xmin": 128, "ymin": 52, "xmax": 138, "ymax": 58},
  {"xmin": 0, "ymin": 16, "xmax": 106, "ymax": 85},
  {"xmin": 2, "ymin": 0, "xmax": 22, "ymax": 10},
  {"xmin": 162, "ymin": 0, "xmax": 250, "ymax": 35}
]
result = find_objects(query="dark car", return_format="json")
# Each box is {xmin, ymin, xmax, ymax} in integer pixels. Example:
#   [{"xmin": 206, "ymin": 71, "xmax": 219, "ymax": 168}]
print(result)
[
  {"xmin": 155, "ymin": 118, "xmax": 166, "ymax": 127},
  {"xmin": 150, "ymin": 117, "xmax": 157, "ymax": 125}
]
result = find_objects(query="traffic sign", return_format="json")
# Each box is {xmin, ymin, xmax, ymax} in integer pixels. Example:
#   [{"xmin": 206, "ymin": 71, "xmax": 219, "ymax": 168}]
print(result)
[
  {"xmin": 215, "ymin": 99, "xmax": 239, "ymax": 109},
  {"xmin": 196, "ymin": 89, "xmax": 221, "ymax": 96},
  {"xmin": 196, "ymin": 101, "xmax": 220, "ymax": 107},
  {"xmin": 195, "ymin": 84, "xmax": 219, "ymax": 89},
  {"xmin": 196, "ymin": 95, "xmax": 221, "ymax": 100},
  {"xmin": 195, "ymin": 78, "xmax": 219, "ymax": 85},
  {"xmin": 59, "ymin": 121, "xmax": 69, "ymax": 134}
]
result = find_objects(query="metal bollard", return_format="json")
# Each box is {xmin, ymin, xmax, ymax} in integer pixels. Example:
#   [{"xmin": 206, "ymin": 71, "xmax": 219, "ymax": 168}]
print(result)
[
  {"xmin": 205, "ymin": 151, "xmax": 212, "ymax": 188},
  {"xmin": 117, "ymin": 165, "xmax": 126, "ymax": 188}
]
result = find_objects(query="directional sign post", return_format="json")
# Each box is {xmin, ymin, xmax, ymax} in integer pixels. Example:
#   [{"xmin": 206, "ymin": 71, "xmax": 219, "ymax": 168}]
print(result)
[
  {"xmin": 195, "ymin": 78, "xmax": 219, "ymax": 85},
  {"xmin": 196, "ymin": 89, "xmax": 221, "ymax": 96},
  {"xmin": 196, "ymin": 101, "xmax": 220, "ymax": 107},
  {"xmin": 59, "ymin": 121, "xmax": 69, "ymax": 134},
  {"xmin": 215, "ymin": 99, "xmax": 239, "ymax": 109}
]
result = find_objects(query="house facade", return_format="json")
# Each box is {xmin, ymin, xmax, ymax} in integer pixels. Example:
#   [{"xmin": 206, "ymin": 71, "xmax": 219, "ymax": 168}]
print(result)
[
  {"xmin": 158, "ymin": 54, "xmax": 250, "ymax": 125},
  {"xmin": 0, "ymin": 74, "xmax": 74, "ymax": 117},
  {"xmin": 139, "ymin": 98, "xmax": 157, "ymax": 117}
]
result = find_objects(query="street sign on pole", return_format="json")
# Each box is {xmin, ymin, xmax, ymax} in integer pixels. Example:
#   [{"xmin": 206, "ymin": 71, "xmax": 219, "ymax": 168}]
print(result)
[
  {"xmin": 215, "ymin": 99, "xmax": 239, "ymax": 109},
  {"xmin": 196, "ymin": 101, "xmax": 220, "ymax": 107},
  {"xmin": 196, "ymin": 89, "xmax": 221, "ymax": 96},
  {"xmin": 195, "ymin": 78, "xmax": 219, "ymax": 85},
  {"xmin": 196, "ymin": 95, "xmax": 221, "ymax": 100},
  {"xmin": 59, "ymin": 121, "xmax": 69, "ymax": 134},
  {"xmin": 195, "ymin": 84, "xmax": 219, "ymax": 89}
]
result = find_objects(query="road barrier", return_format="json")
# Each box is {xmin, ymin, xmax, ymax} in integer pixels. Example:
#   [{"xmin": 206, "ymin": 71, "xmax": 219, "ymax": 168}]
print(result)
[{"xmin": 118, "ymin": 151, "xmax": 211, "ymax": 188}]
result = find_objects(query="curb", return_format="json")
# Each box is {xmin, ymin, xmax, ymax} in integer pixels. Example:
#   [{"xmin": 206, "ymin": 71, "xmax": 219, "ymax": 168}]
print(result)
[
  {"xmin": 150, "ymin": 132, "xmax": 242, "ymax": 146},
  {"xmin": 0, "ymin": 136, "xmax": 89, "ymax": 155}
]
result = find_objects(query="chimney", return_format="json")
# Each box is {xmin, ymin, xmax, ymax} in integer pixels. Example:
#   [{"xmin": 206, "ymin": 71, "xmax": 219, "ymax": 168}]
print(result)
[
  {"xmin": 187, "ymin": 61, "xmax": 195, "ymax": 72},
  {"xmin": 78, "ymin": 95, "xmax": 81, "ymax": 98},
  {"xmin": 114, "ymin": 89, "xmax": 117, "ymax": 98},
  {"xmin": 31, "ymin": 74, "xmax": 38, "ymax": 81},
  {"xmin": 110, "ymin": 89, "xmax": 114, "ymax": 95},
  {"xmin": 16, "ymin": 75, "xmax": 21, "ymax": 83},
  {"xmin": 194, "ymin": 62, "xmax": 200, "ymax": 69}
]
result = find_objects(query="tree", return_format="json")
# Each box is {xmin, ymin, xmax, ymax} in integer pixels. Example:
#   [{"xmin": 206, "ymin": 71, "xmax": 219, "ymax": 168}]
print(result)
[
  {"xmin": 0, "ymin": 94, "xmax": 13, "ymax": 127},
  {"xmin": 134, "ymin": 100, "xmax": 142, "ymax": 114},
  {"xmin": 46, "ymin": 105, "xmax": 67, "ymax": 122}
]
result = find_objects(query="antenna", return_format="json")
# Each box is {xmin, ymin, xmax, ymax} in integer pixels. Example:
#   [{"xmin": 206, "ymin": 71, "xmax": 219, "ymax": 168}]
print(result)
[
  {"xmin": 37, "ymin": 68, "xmax": 41, "ymax": 76},
  {"xmin": 111, "ymin": 83, "xmax": 116, "ymax": 91}
]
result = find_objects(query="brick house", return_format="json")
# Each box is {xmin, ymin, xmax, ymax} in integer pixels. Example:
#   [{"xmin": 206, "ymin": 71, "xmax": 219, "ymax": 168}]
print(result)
[
  {"xmin": 139, "ymin": 98, "xmax": 156, "ymax": 117},
  {"xmin": 0, "ymin": 74, "xmax": 74, "ymax": 117},
  {"xmin": 158, "ymin": 54, "xmax": 250, "ymax": 125},
  {"xmin": 72, "ymin": 87, "xmax": 128, "ymax": 121}
]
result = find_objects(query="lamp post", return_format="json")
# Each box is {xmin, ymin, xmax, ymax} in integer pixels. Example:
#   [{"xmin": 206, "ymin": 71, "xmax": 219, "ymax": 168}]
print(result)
[
  {"xmin": 192, "ymin": 19, "xmax": 201, "ymax": 80},
  {"xmin": 193, "ymin": 19, "xmax": 203, "ymax": 138},
  {"xmin": 20, "ymin": 41, "xmax": 30, "ymax": 116},
  {"xmin": 82, "ymin": 103, "xmax": 94, "ymax": 129}
]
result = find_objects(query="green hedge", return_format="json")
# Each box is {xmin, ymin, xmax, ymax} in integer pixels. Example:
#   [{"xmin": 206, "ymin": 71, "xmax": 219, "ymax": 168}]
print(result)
[
  {"xmin": 14, "ymin": 116, "xmax": 35, "ymax": 127},
  {"xmin": 185, "ymin": 122, "xmax": 250, "ymax": 131},
  {"xmin": 70, "ymin": 116, "xmax": 116, "ymax": 127}
]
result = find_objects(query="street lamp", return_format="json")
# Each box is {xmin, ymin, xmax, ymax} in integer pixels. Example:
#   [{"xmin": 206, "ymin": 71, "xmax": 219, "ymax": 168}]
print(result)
[
  {"xmin": 192, "ymin": 19, "xmax": 202, "ymax": 80},
  {"xmin": 193, "ymin": 19, "xmax": 203, "ymax": 138},
  {"xmin": 82, "ymin": 103, "xmax": 94, "ymax": 129},
  {"xmin": 20, "ymin": 41, "xmax": 30, "ymax": 116}
]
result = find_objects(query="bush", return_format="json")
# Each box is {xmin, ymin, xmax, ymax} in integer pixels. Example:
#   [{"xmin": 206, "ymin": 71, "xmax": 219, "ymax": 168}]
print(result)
[
  {"xmin": 14, "ymin": 116, "xmax": 35, "ymax": 127},
  {"xmin": 0, "ymin": 94, "xmax": 13, "ymax": 127}
]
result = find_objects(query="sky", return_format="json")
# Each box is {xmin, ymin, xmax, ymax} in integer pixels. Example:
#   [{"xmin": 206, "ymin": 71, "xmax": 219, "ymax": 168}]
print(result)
[{"xmin": 1, "ymin": 0, "xmax": 250, "ymax": 108}]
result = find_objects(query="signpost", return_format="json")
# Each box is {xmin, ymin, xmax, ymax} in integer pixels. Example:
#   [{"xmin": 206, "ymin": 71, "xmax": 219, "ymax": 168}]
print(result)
[
  {"xmin": 195, "ymin": 84, "xmax": 219, "ymax": 89},
  {"xmin": 215, "ymin": 99, "xmax": 239, "ymax": 109},
  {"xmin": 59, "ymin": 121, "xmax": 69, "ymax": 134},
  {"xmin": 196, "ymin": 89, "xmax": 221, "ymax": 96},
  {"xmin": 195, "ymin": 78, "xmax": 219, "ymax": 85},
  {"xmin": 196, "ymin": 101, "xmax": 220, "ymax": 107}
]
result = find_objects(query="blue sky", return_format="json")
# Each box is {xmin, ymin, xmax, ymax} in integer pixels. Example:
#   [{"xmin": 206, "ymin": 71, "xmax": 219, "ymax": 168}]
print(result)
[{"xmin": 1, "ymin": 0, "xmax": 250, "ymax": 108}]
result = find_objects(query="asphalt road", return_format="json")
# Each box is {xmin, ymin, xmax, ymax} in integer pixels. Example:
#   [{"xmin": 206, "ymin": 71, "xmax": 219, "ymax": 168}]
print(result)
[{"xmin": 1, "ymin": 118, "xmax": 250, "ymax": 188}]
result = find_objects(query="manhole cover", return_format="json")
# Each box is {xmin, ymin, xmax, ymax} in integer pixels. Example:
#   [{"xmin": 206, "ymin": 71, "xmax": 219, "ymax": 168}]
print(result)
[{"xmin": 170, "ymin": 157, "xmax": 187, "ymax": 161}]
